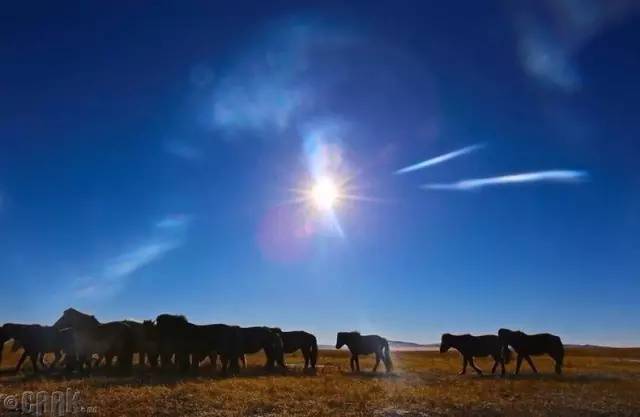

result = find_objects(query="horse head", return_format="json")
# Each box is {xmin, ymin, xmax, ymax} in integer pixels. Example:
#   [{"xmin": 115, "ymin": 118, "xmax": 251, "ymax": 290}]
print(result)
[
  {"xmin": 498, "ymin": 328, "xmax": 514, "ymax": 342},
  {"xmin": 439, "ymin": 333, "xmax": 452, "ymax": 353},
  {"xmin": 336, "ymin": 331, "xmax": 358, "ymax": 349}
]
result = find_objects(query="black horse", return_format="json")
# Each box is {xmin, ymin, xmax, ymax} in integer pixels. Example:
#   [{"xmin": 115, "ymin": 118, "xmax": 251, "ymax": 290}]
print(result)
[
  {"xmin": 440, "ymin": 333, "xmax": 510, "ymax": 376},
  {"xmin": 2, "ymin": 324, "xmax": 71, "ymax": 373},
  {"xmin": 272, "ymin": 328, "xmax": 318, "ymax": 370},
  {"xmin": 188, "ymin": 323, "xmax": 243, "ymax": 375},
  {"xmin": 336, "ymin": 332, "xmax": 392, "ymax": 373},
  {"xmin": 149, "ymin": 315, "xmax": 242, "ymax": 375},
  {"xmin": 154, "ymin": 314, "xmax": 191, "ymax": 371},
  {"xmin": 498, "ymin": 328, "xmax": 564, "ymax": 375},
  {"xmin": 238, "ymin": 327, "xmax": 286, "ymax": 371},
  {"xmin": 53, "ymin": 308, "xmax": 134, "ymax": 372}
]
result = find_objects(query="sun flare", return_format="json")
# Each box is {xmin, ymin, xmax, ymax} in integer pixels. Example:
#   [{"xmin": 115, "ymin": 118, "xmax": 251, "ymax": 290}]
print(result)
[{"xmin": 310, "ymin": 176, "xmax": 340, "ymax": 211}]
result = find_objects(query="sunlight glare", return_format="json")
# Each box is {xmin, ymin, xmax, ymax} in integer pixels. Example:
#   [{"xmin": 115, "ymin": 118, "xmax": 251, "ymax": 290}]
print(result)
[{"xmin": 311, "ymin": 176, "xmax": 339, "ymax": 211}]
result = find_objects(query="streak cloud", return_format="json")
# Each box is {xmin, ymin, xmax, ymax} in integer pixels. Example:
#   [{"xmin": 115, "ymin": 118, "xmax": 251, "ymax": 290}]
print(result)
[
  {"xmin": 395, "ymin": 144, "xmax": 485, "ymax": 174},
  {"xmin": 423, "ymin": 170, "xmax": 588, "ymax": 191}
]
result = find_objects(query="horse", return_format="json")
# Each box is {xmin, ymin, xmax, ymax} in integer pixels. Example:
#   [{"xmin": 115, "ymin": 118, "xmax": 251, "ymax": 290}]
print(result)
[
  {"xmin": 1, "ymin": 324, "xmax": 70, "ymax": 373},
  {"xmin": 54, "ymin": 308, "xmax": 134, "ymax": 372},
  {"xmin": 238, "ymin": 327, "xmax": 286, "ymax": 371},
  {"xmin": 154, "ymin": 314, "xmax": 191, "ymax": 371},
  {"xmin": 123, "ymin": 320, "xmax": 159, "ymax": 368},
  {"xmin": 335, "ymin": 331, "xmax": 393, "ymax": 373},
  {"xmin": 271, "ymin": 328, "xmax": 318, "ymax": 370},
  {"xmin": 498, "ymin": 328, "xmax": 564, "ymax": 375},
  {"xmin": 440, "ymin": 333, "xmax": 510, "ymax": 376},
  {"xmin": 148, "ymin": 315, "xmax": 242, "ymax": 375},
  {"xmin": 188, "ymin": 323, "xmax": 243, "ymax": 375}
]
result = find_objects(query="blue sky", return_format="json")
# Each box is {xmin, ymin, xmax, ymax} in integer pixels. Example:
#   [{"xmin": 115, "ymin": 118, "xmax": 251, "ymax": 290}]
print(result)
[{"xmin": 1, "ymin": 1, "xmax": 639, "ymax": 346}]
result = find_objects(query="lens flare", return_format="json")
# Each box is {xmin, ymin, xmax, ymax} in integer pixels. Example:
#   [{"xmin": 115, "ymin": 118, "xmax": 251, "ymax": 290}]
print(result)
[{"xmin": 310, "ymin": 176, "xmax": 339, "ymax": 211}]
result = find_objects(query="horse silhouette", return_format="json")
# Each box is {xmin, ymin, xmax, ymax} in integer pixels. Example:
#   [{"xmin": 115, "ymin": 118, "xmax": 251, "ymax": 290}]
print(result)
[
  {"xmin": 336, "ymin": 331, "xmax": 392, "ymax": 373},
  {"xmin": 2, "ymin": 324, "xmax": 71, "ymax": 373},
  {"xmin": 54, "ymin": 308, "xmax": 134, "ymax": 372},
  {"xmin": 148, "ymin": 315, "xmax": 242, "ymax": 375},
  {"xmin": 238, "ymin": 327, "xmax": 286, "ymax": 371},
  {"xmin": 498, "ymin": 328, "xmax": 564, "ymax": 375},
  {"xmin": 123, "ymin": 319, "xmax": 160, "ymax": 368},
  {"xmin": 440, "ymin": 333, "xmax": 510, "ymax": 376},
  {"xmin": 272, "ymin": 328, "xmax": 318, "ymax": 370}
]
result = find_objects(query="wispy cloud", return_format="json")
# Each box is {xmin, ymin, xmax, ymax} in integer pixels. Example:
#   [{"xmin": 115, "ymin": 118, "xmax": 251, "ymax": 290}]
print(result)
[
  {"xmin": 74, "ymin": 215, "xmax": 191, "ymax": 298},
  {"xmin": 395, "ymin": 144, "xmax": 485, "ymax": 174},
  {"xmin": 164, "ymin": 140, "xmax": 203, "ymax": 161},
  {"xmin": 423, "ymin": 170, "xmax": 588, "ymax": 191},
  {"xmin": 155, "ymin": 214, "xmax": 192, "ymax": 229}
]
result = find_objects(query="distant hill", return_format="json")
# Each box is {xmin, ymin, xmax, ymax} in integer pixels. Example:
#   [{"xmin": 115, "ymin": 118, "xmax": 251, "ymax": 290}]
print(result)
[
  {"xmin": 388, "ymin": 340, "xmax": 438, "ymax": 351},
  {"xmin": 322, "ymin": 341, "xmax": 636, "ymax": 351},
  {"xmin": 321, "ymin": 340, "xmax": 438, "ymax": 351}
]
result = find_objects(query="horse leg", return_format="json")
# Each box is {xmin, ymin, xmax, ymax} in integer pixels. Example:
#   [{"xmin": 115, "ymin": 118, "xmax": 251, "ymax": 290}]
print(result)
[
  {"xmin": 15, "ymin": 350, "xmax": 28, "ymax": 373},
  {"xmin": 160, "ymin": 352, "xmax": 171, "ymax": 369},
  {"xmin": 149, "ymin": 352, "xmax": 159, "ymax": 369},
  {"xmin": 302, "ymin": 349, "xmax": 309, "ymax": 370},
  {"xmin": 515, "ymin": 354, "xmax": 523, "ymax": 375},
  {"xmin": 491, "ymin": 356, "xmax": 498, "ymax": 374},
  {"xmin": 459, "ymin": 357, "xmax": 468, "ymax": 375},
  {"xmin": 240, "ymin": 354, "xmax": 246, "ymax": 368},
  {"xmin": 104, "ymin": 353, "xmax": 114, "ymax": 369},
  {"xmin": 554, "ymin": 357, "xmax": 562, "ymax": 375},
  {"xmin": 553, "ymin": 351, "xmax": 563, "ymax": 375},
  {"xmin": 39, "ymin": 352, "xmax": 47, "ymax": 369},
  {"xmin": 469, "ymin": 357, "xmax": 483, "ymax": 375},
  {"xmin": 350, "ymin": 355, "xmax": 355, "ymax": 372},
  {"xmin": 373, "ymin": 352, "xmax": 381, "ymax": 372},
  {"xmin": 50, "ymin": 351, "xmax": 62, "ymax": 369},
  {"xmin": 220, "ymin": 356, "xmax": 228, "ymax": 376},
  {"xmin": 29, "ymin": 353, "xmax": 39, "ymax": 373},
  {"xmin": 524, "ymin": 355, "xmax": 538, "ymax": 373},
  {"xmin": 355, "ymin": 355, "xmax": 360, "ymax": 372}
]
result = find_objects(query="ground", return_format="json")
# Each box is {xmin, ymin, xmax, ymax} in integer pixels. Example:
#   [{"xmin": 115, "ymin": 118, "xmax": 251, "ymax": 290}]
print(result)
[{"xmin": 1, "ymin": 346, "xmax": 639, "ymax": 416}]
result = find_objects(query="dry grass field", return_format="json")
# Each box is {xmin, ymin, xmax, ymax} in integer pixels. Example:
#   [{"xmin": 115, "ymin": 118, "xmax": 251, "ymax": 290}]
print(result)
[{"xmin": 1, "ymin": 346, "xmax": 640, "ymax": 416}]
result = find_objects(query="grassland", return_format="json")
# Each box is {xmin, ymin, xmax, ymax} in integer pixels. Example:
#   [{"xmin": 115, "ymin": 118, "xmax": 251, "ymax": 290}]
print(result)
[{"xmin": 1, "ymin": 346, "xmax": 640, "ymax": 416}]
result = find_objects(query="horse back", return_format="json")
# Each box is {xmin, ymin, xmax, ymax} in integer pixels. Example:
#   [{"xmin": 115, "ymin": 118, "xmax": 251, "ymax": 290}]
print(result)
[
  {"xmin": 355, "ymin": 335, "xmax": 385, "ymax": 355},
  {"xmin": 281, "ymin": 331, "xmax": 314, "ymax": 353},
  {"xmin": 513, "ymin": 333, "xmax": 563, "ymax": 356},
  {"xmin": 449, "ymin": 334, "xmax": 499, "ymax": 357},
  {"xmin": 471, "ymin": 335, "xmax": 501, "ymax": 356}
]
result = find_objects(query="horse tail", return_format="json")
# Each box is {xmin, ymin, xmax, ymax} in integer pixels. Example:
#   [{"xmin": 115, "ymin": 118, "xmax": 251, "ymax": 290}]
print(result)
[
  {"xmin": 554, "ymin": 336, "xmax": 564, "ymax": 374},
  {"xmin": 309, "ymin": 335, "xmax": 318, "ymax": 368},
  {"xmin": 382, "ymin": 338, "xmax": 393, "ymax": 372}
]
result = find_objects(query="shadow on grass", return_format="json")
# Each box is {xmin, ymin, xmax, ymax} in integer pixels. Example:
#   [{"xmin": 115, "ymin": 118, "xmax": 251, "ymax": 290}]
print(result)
[
  {"xmin": 0, "ymin": 364, "xmax": 320, "ymax": 387},
  {"xmin": 340, "ymin": 370, "xmax": 401, "ymax": 380}
]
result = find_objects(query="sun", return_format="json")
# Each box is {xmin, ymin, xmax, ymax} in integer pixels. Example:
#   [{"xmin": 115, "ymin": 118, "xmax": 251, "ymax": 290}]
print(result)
[{"xmin": 310, "ymin": 176, "xmax": 340, "ymax": 211}]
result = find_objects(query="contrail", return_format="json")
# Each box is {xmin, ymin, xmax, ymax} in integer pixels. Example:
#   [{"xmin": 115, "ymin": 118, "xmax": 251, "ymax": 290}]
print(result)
[
  {"xmin": 395, "ymin": 144, "xmax": 485, "ymax": 174},
  {"xmin": 423, "ymin": 170, "xmax": 588, "ymax": 191}
]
